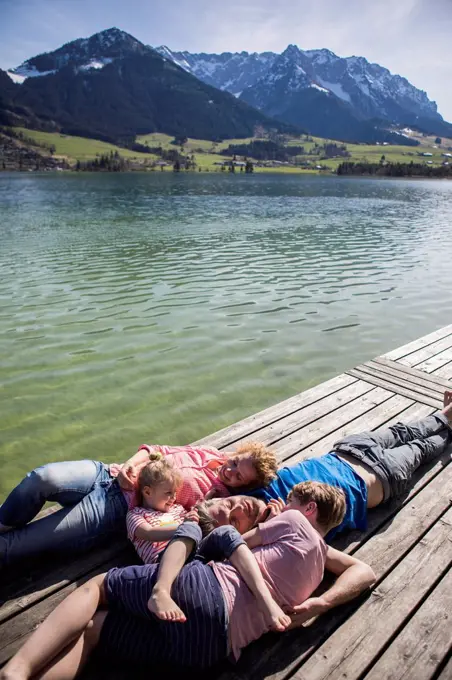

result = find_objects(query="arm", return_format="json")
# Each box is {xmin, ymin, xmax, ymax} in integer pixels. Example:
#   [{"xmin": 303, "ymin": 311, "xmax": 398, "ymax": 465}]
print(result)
[
  {"xmin": 242, "ymin": 498, "xmax": 286, "ymax": 548},
  {"xmin": 116, "ymin": 446, "xmax": 155, "ymax": 491},
  {"xmin": 288, "ymin": 547, "xmax": 376, "ymax": 629},
  {"xmin": 243, "ymin": 525, "xmax": 263, "ymax": 549},
  {"xmin": 134, "ymin": 522, "xmax": 180, "ymax": 542},
  {"xmin": 199, "ymin": 525, "xmax": 290, "ymax": 633}
]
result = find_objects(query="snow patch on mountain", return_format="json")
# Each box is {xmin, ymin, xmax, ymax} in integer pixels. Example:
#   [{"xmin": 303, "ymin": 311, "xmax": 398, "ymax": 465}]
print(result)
[
  {"xmin": 79, "ymin": 58, "xmax": 113, "ymax": 71},
  {"xmin": 8, "ymin": 64, "xmax": 56, "ymax": 81},
  {"xmin": 310, "ymin": 83, "xmax": 330, "ymax": 94},
  {"xmin": 317, "ymin": 78, "xmax": 351, "ymax": 103}
]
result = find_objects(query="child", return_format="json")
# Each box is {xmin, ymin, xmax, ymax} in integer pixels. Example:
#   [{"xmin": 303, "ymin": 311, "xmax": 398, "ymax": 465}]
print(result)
[
  {"xmin": 113, "ymin": 440, "xmax": 278, "ymax": 510},
  {"xmin": 126, "ymin": 453, "xmax": 196, "ymax": 565}
]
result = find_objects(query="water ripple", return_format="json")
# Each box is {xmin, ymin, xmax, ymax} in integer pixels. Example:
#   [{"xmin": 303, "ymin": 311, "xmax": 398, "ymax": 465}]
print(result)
[{"xmin": 1, "ymin": 173, "xmax": 451, "ymax": 497}]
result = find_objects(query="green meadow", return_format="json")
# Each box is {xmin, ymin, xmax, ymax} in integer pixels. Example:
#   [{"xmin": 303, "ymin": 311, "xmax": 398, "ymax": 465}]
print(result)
[{"xmin": 13, "ymin": 127, "xmax": 449, "ymax": 173}]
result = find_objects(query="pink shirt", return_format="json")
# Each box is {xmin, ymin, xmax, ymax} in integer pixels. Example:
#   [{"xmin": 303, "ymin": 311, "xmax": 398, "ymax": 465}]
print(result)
[
  {"xmin": 126, "ymin": 504, "xmax": 186, "ymax": 564},
  {"xmin": 110, "ymin": 445, "xmax": 230, "ymax": 509},
  {"xmin": 212, "ymin": 510, "xmax": 327, "ymax": 660}
]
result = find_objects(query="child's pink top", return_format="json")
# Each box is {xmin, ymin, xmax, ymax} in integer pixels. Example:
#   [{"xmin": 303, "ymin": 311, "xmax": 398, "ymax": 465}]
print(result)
[
  {"xmin": 126, "ymin": 504, "xmax": 186, "ymax": 564},
  {"xmin": 212, "ymin": 510, "xmax": 327, "ymax": 661}
]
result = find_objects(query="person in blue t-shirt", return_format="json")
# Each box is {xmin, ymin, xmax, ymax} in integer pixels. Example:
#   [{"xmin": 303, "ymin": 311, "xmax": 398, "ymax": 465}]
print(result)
[{"xmin": 246, "ymin": 392, "xmax": 452, "ymax": 540}]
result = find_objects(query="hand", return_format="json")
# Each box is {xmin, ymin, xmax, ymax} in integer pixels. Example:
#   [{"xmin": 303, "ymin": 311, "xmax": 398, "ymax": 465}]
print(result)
[
  {"xmin": 264, "ymin": 498, "xmax": 285, "ymax": 521},
  {"xmin": 116, "ymin": 464, "xmax": 137, "ymax": 491},
  {"xmin": 109, "ymin": 463, "xmax": 123, "ymax": 478},
  {"xmin": 285, "ymin": 596, "xmax": 328, "ymax": 624},
  {"xmin": 184, "ymin": 509, "xmax": 199, "ymax": 523}
]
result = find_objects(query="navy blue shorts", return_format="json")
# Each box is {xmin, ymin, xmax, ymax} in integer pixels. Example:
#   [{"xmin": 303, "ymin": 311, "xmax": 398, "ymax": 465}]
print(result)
[{"xmin": 99, "ymin": 560, "xmax": 228, "ymax": 668}]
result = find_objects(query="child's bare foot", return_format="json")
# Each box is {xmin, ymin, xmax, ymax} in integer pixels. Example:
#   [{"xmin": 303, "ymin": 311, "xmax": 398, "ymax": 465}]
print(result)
[
  {"xmin": 442, "ymin": 390, "xmax": 452, "ymax": 422},
  {"xmin": 148, "ymin": 586, "xmax": 186, "ymax": 623},
  {"xmin": 259, "ymin": 598, "xmax": 292, "ymax": 633}
]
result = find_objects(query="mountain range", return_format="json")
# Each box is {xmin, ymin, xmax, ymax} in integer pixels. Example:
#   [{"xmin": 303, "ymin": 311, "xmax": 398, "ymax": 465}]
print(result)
[
  {"xmin": 157, "ymin": 45, "xmax": 452, "ymax": 142},
  {"xmin": 2, "ymin": 28, "xmax": 451, "ymax": 145}
]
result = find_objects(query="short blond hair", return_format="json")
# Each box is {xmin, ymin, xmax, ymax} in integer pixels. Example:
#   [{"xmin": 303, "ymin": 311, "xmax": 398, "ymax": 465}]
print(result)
[
  {"xmin": 137, "ymin": 452, "xmax": 182, "ymax": 505},
  {"xmin": 235, "ymin": 441, "xmax": 278, "ymax": 488},
  {"xmin": 288, "ymin": 481, "xmax": 346, "ymax": 533}
]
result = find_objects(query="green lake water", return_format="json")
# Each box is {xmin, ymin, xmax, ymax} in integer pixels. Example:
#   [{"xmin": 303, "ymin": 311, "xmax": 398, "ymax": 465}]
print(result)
[{"xmin": 1, "ymin": 172, "xmax": 452, "ymax": 499}]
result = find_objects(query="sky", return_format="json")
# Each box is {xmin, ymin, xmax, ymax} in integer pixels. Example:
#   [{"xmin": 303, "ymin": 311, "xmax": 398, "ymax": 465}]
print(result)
[{"xmin": 1, "ymin": 0, "xmax": 452, "ymax": 120}]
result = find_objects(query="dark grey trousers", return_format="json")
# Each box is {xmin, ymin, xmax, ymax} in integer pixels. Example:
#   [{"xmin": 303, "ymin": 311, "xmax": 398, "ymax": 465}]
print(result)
[{"xmin": 333, "ymin": 412, "xmax": 451, "ymax": 501}]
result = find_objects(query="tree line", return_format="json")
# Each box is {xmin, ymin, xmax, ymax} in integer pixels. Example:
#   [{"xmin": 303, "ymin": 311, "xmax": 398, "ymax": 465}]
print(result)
[{"xmin": 337, "ymin": 161, "xmax": 452, "ymax": 178}]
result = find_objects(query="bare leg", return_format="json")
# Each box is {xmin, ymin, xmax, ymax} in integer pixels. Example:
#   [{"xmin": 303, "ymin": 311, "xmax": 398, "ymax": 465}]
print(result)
[
  {"xmin": 34, "ymin": 611, "xmax": 107, "ymax": 680},
  {"xmin": 148, "ymin": 537, "xmax": 193, "ymax": 622},
  {"xmin": 0, "ymin": 574, "xmax": 106, "ymax": 680}
]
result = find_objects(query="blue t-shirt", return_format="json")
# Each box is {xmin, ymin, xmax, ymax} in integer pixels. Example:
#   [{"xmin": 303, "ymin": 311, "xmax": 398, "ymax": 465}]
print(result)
[{"xmin": 249, "ymin": 453, "xmax": 368, "ymax": 541}]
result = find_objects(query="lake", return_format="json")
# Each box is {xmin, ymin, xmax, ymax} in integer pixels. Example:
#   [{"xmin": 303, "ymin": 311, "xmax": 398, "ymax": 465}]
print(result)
[{"xmin": 1, "ymin": 172, "xmax": 451, "ymax": 499}]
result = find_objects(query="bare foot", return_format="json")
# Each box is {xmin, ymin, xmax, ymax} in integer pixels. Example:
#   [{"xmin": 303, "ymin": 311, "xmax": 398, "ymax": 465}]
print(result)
[
  {"xmin": 442, "ymin": 390, "xmax": 452, "ymax": 422},
  {"xmin": 259, "ymin": 597, "xmax": 292, "ymax": 633},
  {"xmin": 148, "ymin": 586, "xmax": 186, "ymax": 623}
]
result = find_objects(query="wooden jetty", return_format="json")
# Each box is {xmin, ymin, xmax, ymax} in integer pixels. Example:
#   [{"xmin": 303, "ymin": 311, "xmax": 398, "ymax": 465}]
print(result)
[{"xmin": 1, "ymin": 324, "xmax": 452, "ymax": 679}]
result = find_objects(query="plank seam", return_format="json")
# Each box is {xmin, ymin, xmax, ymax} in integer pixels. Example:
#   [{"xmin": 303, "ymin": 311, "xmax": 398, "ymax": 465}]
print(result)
[
  {"xmin": 386, "ymin": 327, "xmax": 452, "ymax": 362},
  {"xmin": 355, "ymin": 563, "xmax": 452, "ymax": 680},
  {"xmin": 280, "ymin": 395, "xmax": 416, "ymax": 465},
  {"xmin": 366, "ymin": 360, "xmax": 449, "ymax": 392}
]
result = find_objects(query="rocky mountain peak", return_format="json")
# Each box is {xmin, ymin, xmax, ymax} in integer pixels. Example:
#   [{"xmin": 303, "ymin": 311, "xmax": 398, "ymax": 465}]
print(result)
[{"xmin": 8, "ymin": 27, "xmax": 151, "ymax": 81}]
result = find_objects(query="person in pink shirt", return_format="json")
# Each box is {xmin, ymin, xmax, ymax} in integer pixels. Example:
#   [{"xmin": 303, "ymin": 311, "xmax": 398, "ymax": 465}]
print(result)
[
  {"xmin": 0, "ymin": 441, "xmax": 277, "ymax": 567},
  {"xmin": 1, "ymin": 482, "xmax": 376, "ymax": 678},
  {"xmin": 113, "ymin": 440, "xmax": 278, "ymax": 509}
]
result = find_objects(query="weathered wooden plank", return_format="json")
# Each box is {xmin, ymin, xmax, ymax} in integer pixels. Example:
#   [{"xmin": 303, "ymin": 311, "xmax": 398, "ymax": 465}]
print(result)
[
  {"xmin": 350, "ymin": 364, "xmax": 444, "ymax": 401},
  {"xmin": 289, "ymin": 400, "xmax": 431, "ymax": 463},
  {"xmin": 364, "ymin": 567, "xmax": 452, "ymax": 680},
  {"xmin": 384, "ymin": 325, "xmax": 452, "ymax": 361},
  {"xmin": 346, "ymin": 368, "xmax": 442, "ymax": 408},
  {"xmin": 0, "ymin": 544, "xmax": 134, "ymax": 624},
  {"xmin": 397, "ymin": 335, "xmax": 452, "ymax": 369},
  {"xmin": 373, "ymin": 355, "xmax": 452, "ymax": 387},
  {"xmin": 414, "ymin": 351, "xmax": 452, "ymax": 375},
  {"xmin": 223, "ymin": 381, "xmax": 377, "ymax": 459},
  {"xmin": 218, "ymin": 462, "xmax": 452, "ymax": 680},
  {"xmin": 276, "ymin": 389, "xmax": 402, "ymax": 462},
  {"xmin": 291, "ymin": 509, "xmax": 452, "ymax": 680},
  {"xmin": 436, "ymin": 653, "xmax": 452, "ymax": 679},
  {"xmin": 193, "ymin": 373, "xmax": 357, "ymax": 449},
  {"xmin": 367, "ymin": 358, "xmax": 450, "ymax": 392},
  {"xmin": 432, "ymin": 361, "xmax": 452, "ymax": 381}
]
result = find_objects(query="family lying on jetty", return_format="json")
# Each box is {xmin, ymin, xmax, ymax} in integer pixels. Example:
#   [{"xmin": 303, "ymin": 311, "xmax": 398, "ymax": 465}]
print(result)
[{"xmin": 2, "ymin": 391, "xmax": 452, "ymax": 680}]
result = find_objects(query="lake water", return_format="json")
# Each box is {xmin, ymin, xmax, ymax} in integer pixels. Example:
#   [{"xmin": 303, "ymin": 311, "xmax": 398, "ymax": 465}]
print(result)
[{"xmin": 1, "ymin": 172, "xmax": 451, "ymax": 498}]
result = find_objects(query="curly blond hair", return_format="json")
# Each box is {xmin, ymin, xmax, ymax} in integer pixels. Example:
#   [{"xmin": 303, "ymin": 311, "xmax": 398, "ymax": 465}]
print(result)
[
  {"xmin": 235, "ymin": 441, "xmax": 278, "ymax": 488},
  {"xmin": 288, "ymin": 481, "xmax": 346, "ymax": 533}
]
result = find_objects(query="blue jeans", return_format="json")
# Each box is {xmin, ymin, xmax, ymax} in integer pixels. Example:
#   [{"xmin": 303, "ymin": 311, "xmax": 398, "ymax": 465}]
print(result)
[
  {"xmin": 334, "ymin": 412, "xmax": 451, "ymax": 500},
  {"xmin": 0, "ymin": 460, "xmax": 128, "ymax": 567}
]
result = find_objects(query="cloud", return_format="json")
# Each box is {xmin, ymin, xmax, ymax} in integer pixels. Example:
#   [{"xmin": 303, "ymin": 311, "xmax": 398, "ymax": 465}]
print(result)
[{"xmin": 1, "ymin": 0, "xmax": 451, "ymax": 120}]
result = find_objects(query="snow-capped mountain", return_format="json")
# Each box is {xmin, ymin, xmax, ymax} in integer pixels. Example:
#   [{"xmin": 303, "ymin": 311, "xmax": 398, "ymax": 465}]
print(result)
[
  {"xmin": 5, "ymin": 28, "xmax": 450, "ymax": 143},
  {"xmin": 7, "ymin": 28, "xmax": 151, "ymax": 83},
  {"xmin": 155, "ymin": 47, "xmax": 277, "ymax": 97},
  {"xmin": 2, "ymin": 29, "xmax": 289, "ymax": 143},
  {"xmin": 157, "ymin": 43, "xmax": 445, "ymax": 136}
]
